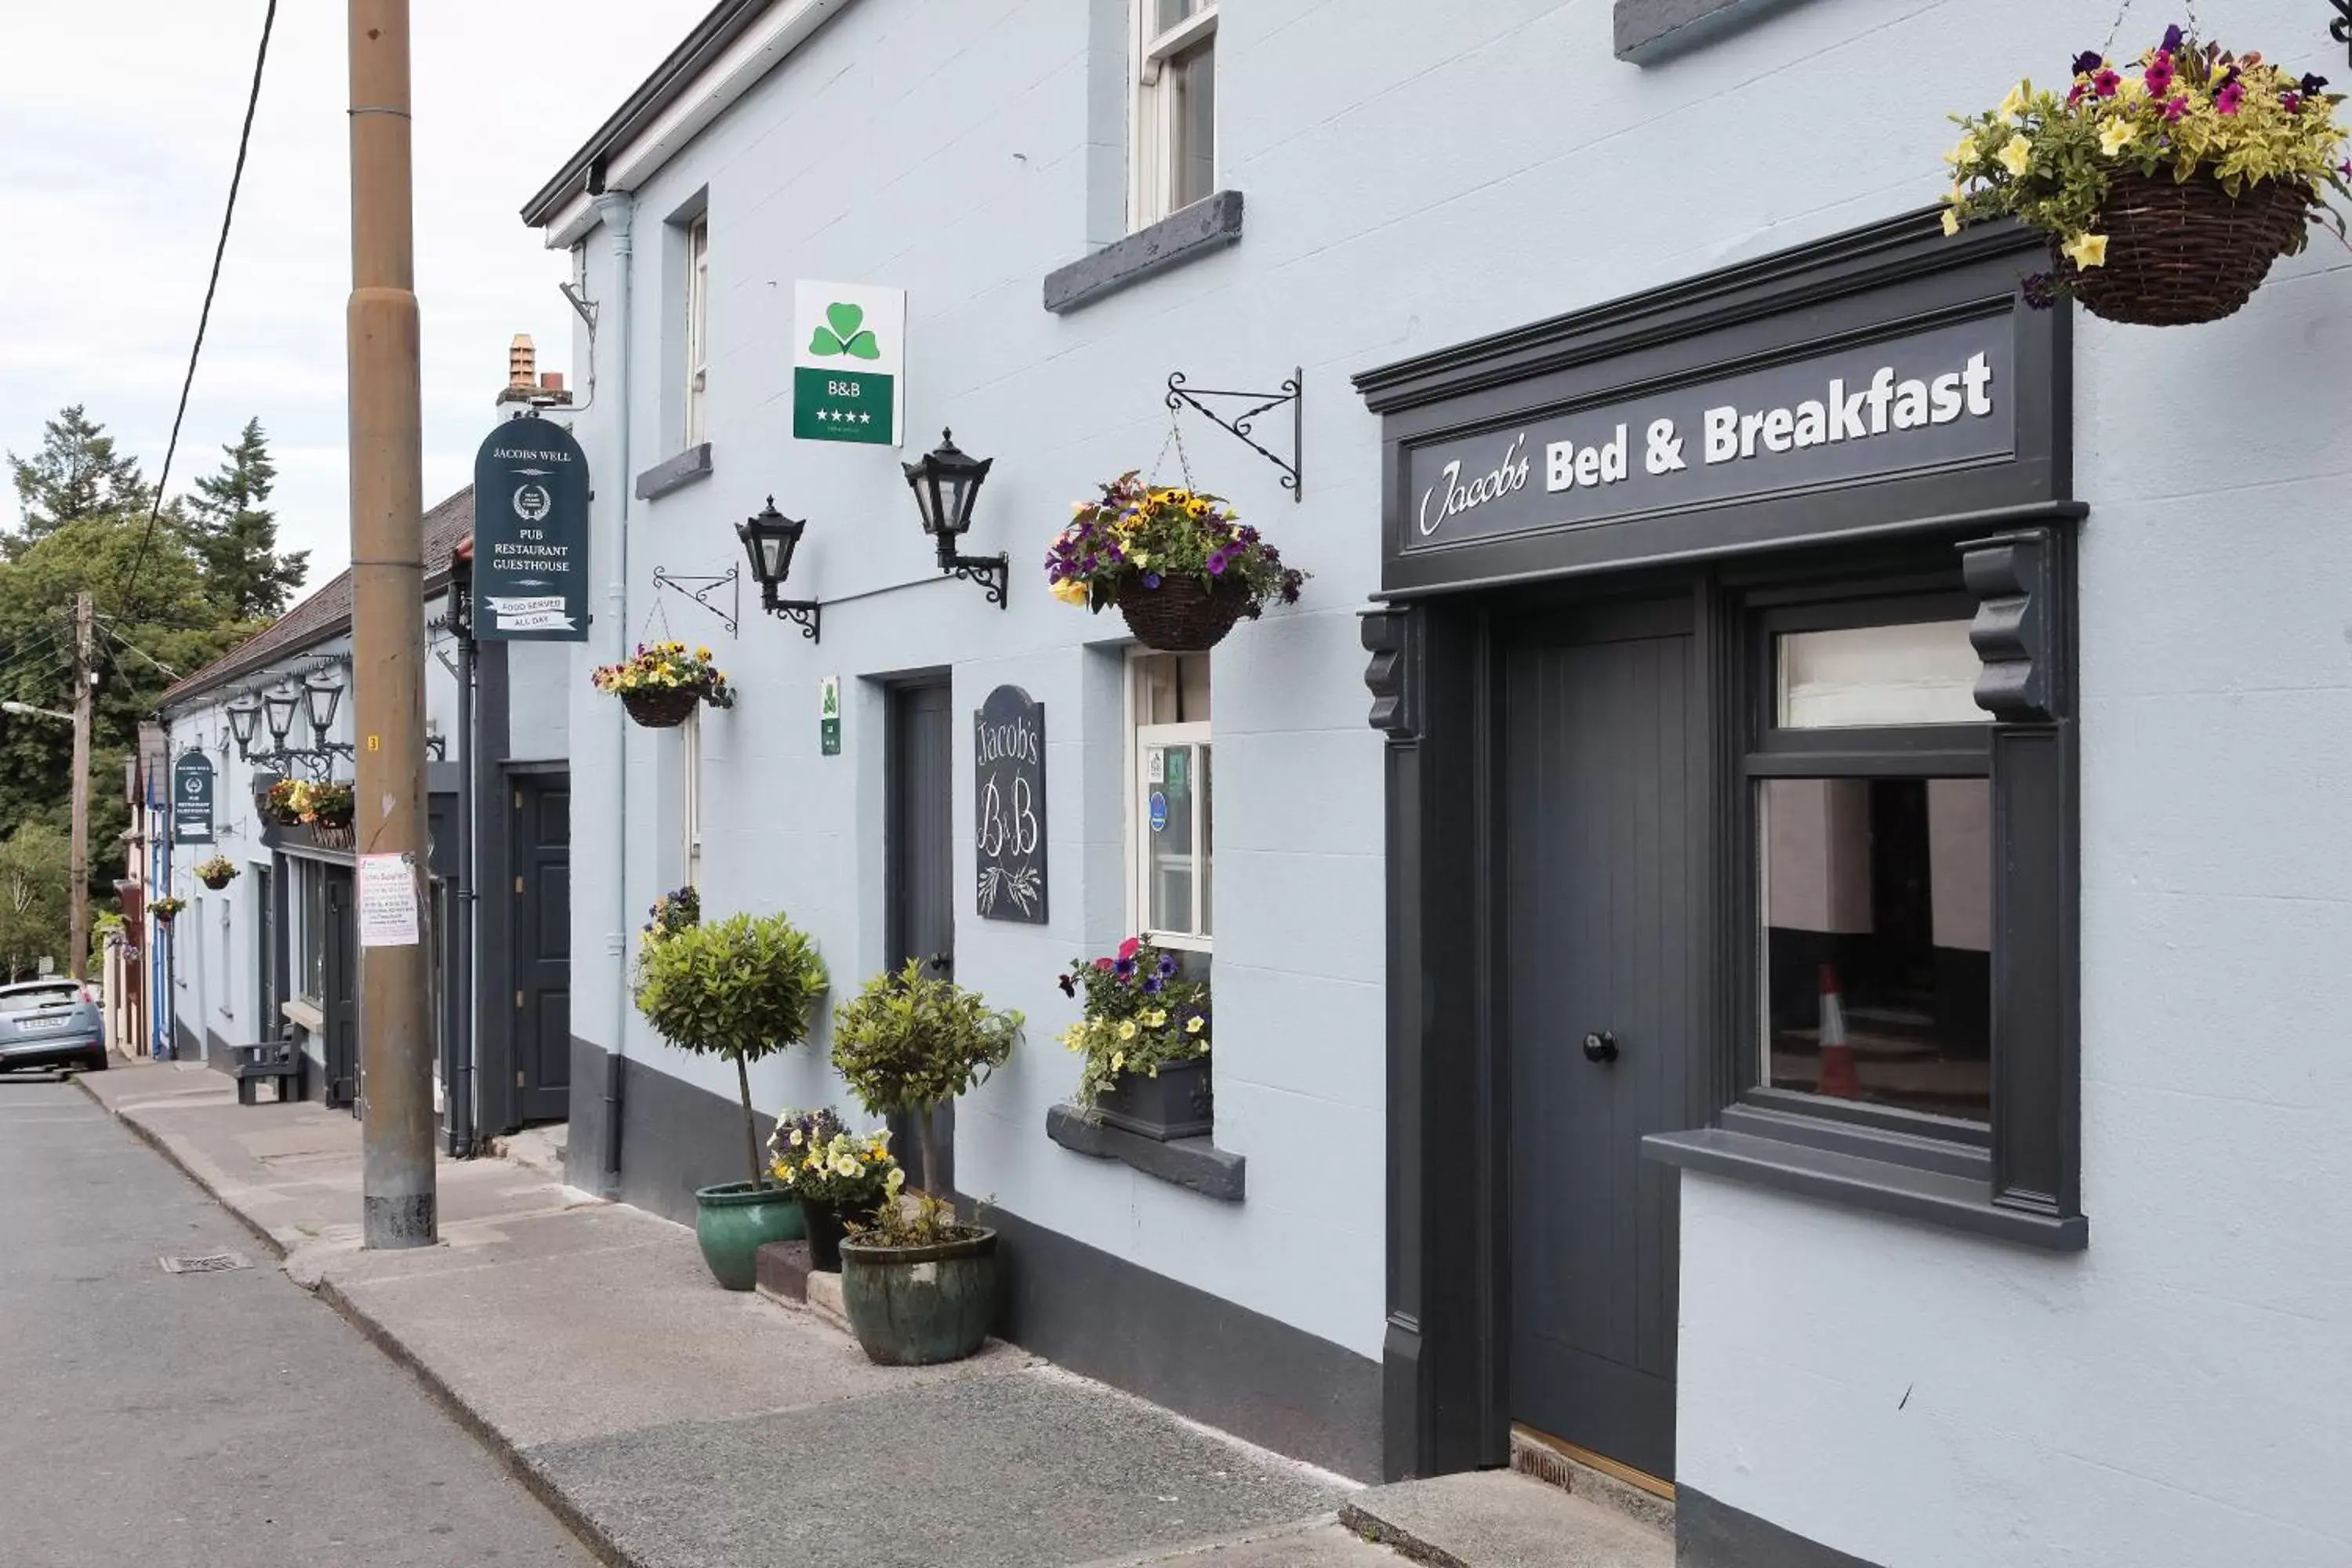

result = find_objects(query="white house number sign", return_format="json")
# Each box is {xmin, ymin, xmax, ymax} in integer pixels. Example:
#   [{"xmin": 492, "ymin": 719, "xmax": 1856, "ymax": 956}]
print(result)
[{"xmin": 974, "ymin": 684, "xmax": 1046, "ymax": 924}]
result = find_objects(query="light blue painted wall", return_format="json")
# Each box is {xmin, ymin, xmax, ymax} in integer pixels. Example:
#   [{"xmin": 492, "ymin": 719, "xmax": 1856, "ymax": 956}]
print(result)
[{"xmin": 547, "ymin": 0, "xmax": 2352, "ymax": 1556}]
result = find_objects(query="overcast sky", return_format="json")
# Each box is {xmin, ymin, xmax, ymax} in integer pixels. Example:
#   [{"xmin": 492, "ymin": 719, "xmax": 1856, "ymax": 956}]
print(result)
[{"xmin": 0, "ymin": 2, "xmax": 697, "ymax": 586}]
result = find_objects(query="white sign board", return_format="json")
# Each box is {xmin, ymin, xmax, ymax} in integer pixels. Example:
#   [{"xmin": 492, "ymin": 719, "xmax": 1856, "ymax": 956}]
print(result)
[
  {"xmin": 793, "ymin": 281, "xmax": 906, "ymax": 446},
  {"xmin": 358, "ymin": 852, "xmax": 422, "ymax": 949}
]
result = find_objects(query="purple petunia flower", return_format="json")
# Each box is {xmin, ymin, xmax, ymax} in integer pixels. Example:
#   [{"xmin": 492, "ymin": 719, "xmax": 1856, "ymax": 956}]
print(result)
[
  {"xmin": 2283, "ymin": 91, "xmax": 2303, "ymax": 114},
  {"xmin": 2092, "ymin": 67, "xmax": 2121, "ymax": 97},
  {"xmin": 1114, "ymin": 956, "xmax": 1136, "ymax": 981},
  {"xmin": 2303, "ymin": 73, "xmax": 2330, "ymax": 96},
  {"xmin": 2144, "ymin": 53, "xmax": 2174, "ymax": 95},
  {"xmin": 1158, "ymin": 953, "xmax": 1178, "ymax": 977},
  {"xmin": 1057, "ymin": 973, "xmax": 1076, "ymax": 997},
  {"xmin": 1142, "ymin": 572, "xmax": 1162, "ymax": 589},
  {"xmin": 2071, "ymin": 49, "xmax": 2103, "ymax": 76},
  {"xmin": 2216, "ymin": 79, "xmax": 2245, "ymax": 115},
  {"xmin": 2162, "ymin": 93, "xmax": 2190, "ymax": 122},
  {"xmin": 2160, "ymin": 24, "xmax": 2183, "ymax": 53},
  {"xmin": 2020, "ymin": 270, "xmax": 2059, "ymax": 311},
  {"xmin": 1143, "ymin": 975, "xmax": 1163, "ymax": 994},
  {"xmin": 1205, "ymin": 551, "xmax": 1228, "ymax": 576}
]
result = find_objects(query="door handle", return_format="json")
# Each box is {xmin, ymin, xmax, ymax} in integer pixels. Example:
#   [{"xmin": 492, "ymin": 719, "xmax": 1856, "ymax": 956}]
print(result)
[
  {"xmin": 1582, "ymin": 1030, "xmax": 1619, "ymax": 1064},
  {"xmin": 926, "ymin": 953, "xmax": 952, "ymax": 973}
]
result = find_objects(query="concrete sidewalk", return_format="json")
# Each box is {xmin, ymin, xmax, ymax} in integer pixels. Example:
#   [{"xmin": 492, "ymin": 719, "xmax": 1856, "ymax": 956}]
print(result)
[{"xmin": 79, "ymin": 1062, "xmax": 1391, "ymax": 1568}]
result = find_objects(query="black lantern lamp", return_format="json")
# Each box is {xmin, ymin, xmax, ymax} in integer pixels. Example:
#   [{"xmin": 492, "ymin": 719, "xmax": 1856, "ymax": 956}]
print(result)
[
  {"xmin": 902, "ymin": 430, "xmax": 1006, "ymax": 608},
  {"xmin": 736, "ymin": 497, "xmax": 822, "ymax": 641},
  {"xmin": 261, "ymin": 683, "xmax": 299, "ymax": 750},
  {"xmin": 225, "ymin": 694, "xmax": 263, "ymax": 760},
  {"xmin": 303, "ymin": 670, "xmax": 346, "ymax": 744}
]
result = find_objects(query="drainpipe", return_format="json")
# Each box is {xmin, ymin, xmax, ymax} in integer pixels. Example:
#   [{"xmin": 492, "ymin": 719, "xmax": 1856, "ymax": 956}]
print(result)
[
  {"xmin": 593, "ymin": 191, "xmax": 636, "ymax": 1196},
  {"xmin": 452, "ymin": 562, "xmax": 477, "ymax": 1157}
]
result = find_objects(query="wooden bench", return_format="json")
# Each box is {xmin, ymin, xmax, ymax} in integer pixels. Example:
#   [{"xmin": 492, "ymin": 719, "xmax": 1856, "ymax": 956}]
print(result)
[{"xmin": 230, "ymin": 1033, "xmax": 304, "ymax": 1106}]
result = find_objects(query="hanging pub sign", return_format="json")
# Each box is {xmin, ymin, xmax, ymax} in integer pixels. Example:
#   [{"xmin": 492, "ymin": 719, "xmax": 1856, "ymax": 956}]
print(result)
[
  {"xmin": 793, "ymin": 281, "xmax": 905, "ymax": 446},
  {"xmin": 471, "ymin": 415, "xmax": 591, "ymax": 640},
  {"xmin": 1405, "ymin": 319, "xmax": 2015, "ymax": 552},
  {"xmin": 171, "ymin": 750, "xmax": 215, "ymax": 845},
  {"xmin": 973, "ymin": 684, "xmax": 1046, "ymax": 924}
]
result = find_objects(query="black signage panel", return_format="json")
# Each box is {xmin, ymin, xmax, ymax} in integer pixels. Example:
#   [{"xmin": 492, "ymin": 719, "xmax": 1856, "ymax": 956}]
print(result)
[
  {"xmin": 1404, "ymin": 318, "xmax": 2016, "ymax": 551},
  {"xmin": 472, "ymin": 415, "xmax": 591, "ymax": 641},
  {"xmin": 172, "ymin": 750, "xmax": 215, "ymax": 845},
  {"xmin": 974, "ymin": 684, "xmax": 1047, "ymax": 924}
]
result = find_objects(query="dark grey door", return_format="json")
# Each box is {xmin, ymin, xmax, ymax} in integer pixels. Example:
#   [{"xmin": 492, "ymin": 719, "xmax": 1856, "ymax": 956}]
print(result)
[
  {"xmin": 886, "ymin": 680, "xmax": 956, "ymax": 1192},
  {"xmin": 323, "ymin": 869, "xmax": 358, "ymax": 1111},
  {"xmin": 1501, "ymin": 600, "xmax": 1700, "ymax": 1482},
  {"xmin": 512, "ymin": 776, "xmax": 572, "ymax": 1123},
  {"xmin": 254, "ymin": 866, "xmax": 277, "ymax": 1037}
]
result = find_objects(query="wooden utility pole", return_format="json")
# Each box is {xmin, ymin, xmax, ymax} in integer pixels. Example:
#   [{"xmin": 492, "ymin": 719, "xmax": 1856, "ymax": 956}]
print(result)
[
  {"xmin": 67, "ymin": 590, "xmax": 92, "ymax": 982},
  {"xmin": 347, "ymin": 0, "xmax": 435, "ymax": 1248}
]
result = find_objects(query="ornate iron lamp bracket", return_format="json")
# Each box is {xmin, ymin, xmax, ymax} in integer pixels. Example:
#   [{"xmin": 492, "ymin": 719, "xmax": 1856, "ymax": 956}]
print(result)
[
  {"xmin": 1165, "ymin": 367, "xmax": 1303, "ymax": 501},
  {"xmin": 940, "ymin": 546, "xmax": 1011, "ymax": 608},
  {"xmin": 651, "ymin": 564, "xmax": 741, "ymax": 638}
]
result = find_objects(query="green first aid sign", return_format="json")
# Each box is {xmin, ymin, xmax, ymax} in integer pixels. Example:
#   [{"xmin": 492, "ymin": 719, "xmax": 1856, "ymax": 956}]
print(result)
[{"xmin": 794, "ymin": 281, "xmax": 904, "ymax": 446}]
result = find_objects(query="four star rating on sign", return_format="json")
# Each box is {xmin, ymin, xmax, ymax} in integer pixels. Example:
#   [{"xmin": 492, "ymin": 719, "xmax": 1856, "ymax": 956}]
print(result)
[{"xmin": 811, "ymin": 408, "xmax": 873, "ymax": 425}]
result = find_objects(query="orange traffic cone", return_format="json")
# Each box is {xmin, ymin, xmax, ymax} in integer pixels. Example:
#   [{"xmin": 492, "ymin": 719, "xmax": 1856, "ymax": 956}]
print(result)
[{"xmin": 1815, "ymin": 962, "xmax": 1858, "ymax": 1099}]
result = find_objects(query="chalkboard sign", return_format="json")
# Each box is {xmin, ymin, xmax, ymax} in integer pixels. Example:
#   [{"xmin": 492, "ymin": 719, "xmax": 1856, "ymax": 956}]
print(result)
[{"xmin": 973, "ymin": 684, "xmax": 1046, "ymax": 924}]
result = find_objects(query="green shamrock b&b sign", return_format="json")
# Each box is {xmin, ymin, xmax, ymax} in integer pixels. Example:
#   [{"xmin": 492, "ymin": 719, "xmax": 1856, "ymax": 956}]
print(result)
[{"xmin": 793, "ymin": 281, "xmax": 905, "ymax": 445}]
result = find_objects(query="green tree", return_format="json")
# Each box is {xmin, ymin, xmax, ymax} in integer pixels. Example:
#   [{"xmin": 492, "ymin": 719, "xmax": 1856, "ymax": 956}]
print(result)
[
  {"xmin": 0, "ymin": 822, "xmax": 71, "ymax": 982},
  {"xmin": 186, "ymin": 418, "xmax": 308, "ymax": 619},
  {"xmin": 6, "ymin": 406, "xmax": 151, "ymax": 549}
]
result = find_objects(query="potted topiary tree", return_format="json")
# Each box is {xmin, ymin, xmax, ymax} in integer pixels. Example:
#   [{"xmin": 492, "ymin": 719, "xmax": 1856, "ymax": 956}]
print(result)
[
  {"xmin": 829, "ymin": 960, "xmax": 1021, "ymax": 1364},
  {"xmin": 633, "ymin": 907, "xmax": 829, "ymax": 1288}
]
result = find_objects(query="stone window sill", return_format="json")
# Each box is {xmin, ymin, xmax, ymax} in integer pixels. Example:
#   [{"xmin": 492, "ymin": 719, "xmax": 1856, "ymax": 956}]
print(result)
[
  {"xmin": 1614, "ymin": 0, "xmax": 1813, "ymax": 62},
  {"xmin": 634, "ymin": 442, "xmax": 713, "ymax": 502},
  {"xmin": 1045, "ymin": 1102, "xmax": 1245, "ymax": 1202},
  {"xmin": 1043, "ymin": 191, "xmax": 1244, "ymax": 315},
  {"xmin": 1643, "ymin": 1124, "xmax": 2087, "ymax": 1250}
]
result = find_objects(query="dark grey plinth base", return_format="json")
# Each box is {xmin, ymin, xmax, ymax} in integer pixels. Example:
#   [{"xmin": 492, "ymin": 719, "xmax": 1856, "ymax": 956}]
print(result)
[{"xmin": 1046, "ymin": 1103, "xmax": 1245, "ymax": 1202}]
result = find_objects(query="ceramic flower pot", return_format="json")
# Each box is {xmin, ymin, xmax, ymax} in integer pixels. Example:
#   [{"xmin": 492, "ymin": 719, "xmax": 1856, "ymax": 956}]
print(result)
[
  {"xmin": 839, "ymin": 1227, "xmax": 997, "ymax": 1365},
  {"xmin": 799, "ymin": 1197, "xmax": 851, "ymax": 1272},
  {"xmin": 693, "ymin": 1181, "xmax": 806, "ymax": 1290}
]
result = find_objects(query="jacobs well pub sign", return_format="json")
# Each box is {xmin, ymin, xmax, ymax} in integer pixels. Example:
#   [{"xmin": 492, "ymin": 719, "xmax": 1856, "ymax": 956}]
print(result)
[{"xmin": 471, "ymin": 416, "xmax": 592, "ymax": 641}]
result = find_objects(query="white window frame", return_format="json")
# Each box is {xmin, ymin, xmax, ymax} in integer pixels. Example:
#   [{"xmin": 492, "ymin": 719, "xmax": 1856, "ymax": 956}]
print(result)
[
  {"xmin": 1123, "ymin": 653, "xmax": 1211, "ymax": 953},
  {"xmin": 1129, "ymin": 0, "xmax": 1218, "ymax": 230},
  {"xmin": 683, "ymin": 216, "xmax": 710, "ymax": 447}
]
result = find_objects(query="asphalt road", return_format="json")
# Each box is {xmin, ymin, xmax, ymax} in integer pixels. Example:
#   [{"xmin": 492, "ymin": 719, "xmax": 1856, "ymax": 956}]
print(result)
[{"xmin": 0, "ymin": 1073, "xmax": 596, "ymax": 1568}]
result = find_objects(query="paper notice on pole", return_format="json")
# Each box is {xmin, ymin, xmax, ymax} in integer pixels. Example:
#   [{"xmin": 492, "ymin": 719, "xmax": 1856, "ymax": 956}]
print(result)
[{"xmin": 358, "ymin": 852, "xmax": 421, "ymax": 948}]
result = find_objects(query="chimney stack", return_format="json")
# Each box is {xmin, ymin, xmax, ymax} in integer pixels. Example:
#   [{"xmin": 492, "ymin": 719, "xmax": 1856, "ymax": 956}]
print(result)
[
  {"xmin": 509, "ymin": 333, "xmax": 537, "ymax": 390},
  {"xmin": 496, "ymin": 333, "xmax": 572, "ymax": 413}
]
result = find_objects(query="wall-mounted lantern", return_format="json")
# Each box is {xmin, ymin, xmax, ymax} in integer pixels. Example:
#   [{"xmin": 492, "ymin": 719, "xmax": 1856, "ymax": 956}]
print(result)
[
  {"xmin": 226, "ymin": 694, "xmax": 263, "ymax": 760},
  {"xmin": 262, "ymin": 684, "xmax": 299, "ymax": 750},
  {"xmin": 902, "ymin": 430, "xmax": 1006, "ymax": 608},
  {"xmin": 737, "ymin": 498, "xmax": 822, "ymax": 641},
  {"xmin": 303, "ymin": 670, "xmax": 346, "ymax": 742}
]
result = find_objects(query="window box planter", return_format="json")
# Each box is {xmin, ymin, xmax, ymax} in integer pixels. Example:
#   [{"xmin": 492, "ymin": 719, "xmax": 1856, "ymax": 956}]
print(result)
[
  {"xmin": 1094, "ymin": 1055, "xmax": 1213, "ymax": 1142},
  {"xmin": 839, "ymin": 1228, "xmax": 997, "ymax": 1365}
]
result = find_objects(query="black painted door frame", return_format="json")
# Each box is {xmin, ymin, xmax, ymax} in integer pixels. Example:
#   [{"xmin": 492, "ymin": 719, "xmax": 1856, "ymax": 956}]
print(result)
[
  {"xmin": 322, "ymin": 866, "xmax": 358, "ymax": 1112},
  {"xmin": 509, "ymin": 769, "xmax": 572, "ymax": 1125},
  {"xmin": 884, "ymin": 675, "xmax": 956, "ymax": 1194}
]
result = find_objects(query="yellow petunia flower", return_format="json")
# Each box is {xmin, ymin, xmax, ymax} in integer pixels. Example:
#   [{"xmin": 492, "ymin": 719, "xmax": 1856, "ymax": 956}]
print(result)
[
  {"xmin": 1145, "ymin": 1010, "xmax": 1167, "ymax": 1028},
  {"xmin": 2062, "ymin": 231, "xmax": 2108, "ymax": 269},
  {"xmin": 1941, "ymin": 205, "xmax": 1962, "ymax": 237},
  {"xmin": 1945, "ymin": 132, "xmax": 1976, "ymax": 169},
  {"xmin": 2099, "ymin": 118, "xmax": 2137, "ymax": 156},
  {"xmin": 1050, "ymin": 575, "xmax": 1091, "ymax": 607},
  {"xmin": 1119, "ymin": 1020, "xmax": 1139, "ymax": 1040},
  {"xmin": 1185, "ymin": 1017, "xmax": 1204, "ymax": 1035},
  {"xmin": 1998, "ymin": 79, "xmax": 2031, "ymax": 121},
  {"xmin": 1111, "ymin": 1051, "xmax": 1125, "ymax": 1073},
  {"xmin": 1996, "ymin": 134, "xmax": 2031, "ymax": 177}
]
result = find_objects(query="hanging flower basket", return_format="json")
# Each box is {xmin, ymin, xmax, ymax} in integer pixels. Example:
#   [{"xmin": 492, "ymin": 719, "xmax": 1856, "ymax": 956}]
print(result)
[
  {"xmin": 1045, "ymin": 474, "xmax": 1306, "ymax": 653},
  {"xmin": 620, "ymin": 687, "xmax": 702, "ymax": 728},
  {"xmin": 594, "ymin": 641, "xmax": 735, "ymax": 729},
  {"xmin": 151, "ymin": 897, "xmax": 187, "ymax": 924},
  {"xmin": 195, "ymin": 855, "xmax": 239, "ymax": 891},
  {"xmin": 1116, "ymin": 572, "xmax": 1256, "ymax": 653},
  {"xmin": 314, "ymin": 823, "xmax": 354, "ymax": 850},
  {"xmin": 1942, "ymin": 27, "xmax": 2347, "ymax": 326},
  {"xmin": 2060, "ymin": 171, "xmax": 2314, "ymax": 325}
]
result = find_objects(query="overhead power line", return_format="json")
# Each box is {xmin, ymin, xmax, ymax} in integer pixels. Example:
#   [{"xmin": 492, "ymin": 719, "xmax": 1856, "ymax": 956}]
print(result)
[
  {"xmin": 97, "ymin": 622, "xmax": 184, "ymax": 683},
  {"xmin": 117, "ymin": 0, "xmax": 280, "ymax": 615}
]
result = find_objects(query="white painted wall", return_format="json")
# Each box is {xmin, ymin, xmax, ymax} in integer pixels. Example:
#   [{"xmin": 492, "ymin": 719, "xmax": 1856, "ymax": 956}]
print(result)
[{"xmin": 546, "ymin": 0, "xmax": 2352, "ymax": 1554}]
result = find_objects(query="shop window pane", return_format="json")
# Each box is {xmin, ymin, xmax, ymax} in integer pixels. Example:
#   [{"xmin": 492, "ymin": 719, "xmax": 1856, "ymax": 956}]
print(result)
[
  {"xmin": 1200, "ymin": 745, "xmax": 1213, "ymax": 938},
  {"xmin": 1777, "ymin": 620, "xmax": 1983, "ymax": 728},
  {"xmin": 1759, "ymin": 777, "xmax": 1991, "ymax": 1121},
  {"xmin": 1155, "ymin": 0, "xmax": 1207, "ymax": 35},
  {"xmin": 1145, "ymin": 742, "xmax": 1199, "ymax": 935}
]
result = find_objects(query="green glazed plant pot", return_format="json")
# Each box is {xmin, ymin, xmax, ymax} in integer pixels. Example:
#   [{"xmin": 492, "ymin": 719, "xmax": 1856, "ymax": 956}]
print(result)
[
  {"xmin": 838, "ymin": 1227, "xmax": 998, "ymax": 1365},
  {"xmin": 693, "ymin": 1181, "xmax": 805, "ymax": 1290}
]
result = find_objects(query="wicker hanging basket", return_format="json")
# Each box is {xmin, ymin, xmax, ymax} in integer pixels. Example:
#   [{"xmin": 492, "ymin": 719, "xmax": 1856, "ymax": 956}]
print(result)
[
  {"xmin": 2061, "ymin": 172, "xmax": 2314, "ymax": 327},
  {"xmin": 313, "ymin": 822, "xmax": 354, "ymax": 850},
  {"xmin": 621, "ymin": 687, "xmax": 702, "ymax": 728},
  {"xmin": 1116, "ymin": 574, "xmax": 1254, "ymax": 653}
]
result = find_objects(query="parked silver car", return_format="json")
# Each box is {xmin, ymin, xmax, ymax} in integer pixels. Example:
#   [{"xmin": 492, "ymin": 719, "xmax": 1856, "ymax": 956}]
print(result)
[{"xmin": 0, "ymin": 978, "xmax": 107, "ymax": 1075}]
